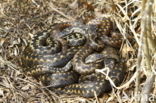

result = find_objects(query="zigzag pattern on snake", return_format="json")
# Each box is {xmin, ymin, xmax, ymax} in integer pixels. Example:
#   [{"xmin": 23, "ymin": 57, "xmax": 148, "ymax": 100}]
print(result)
[{"xmin": 20, "ymin": 17, "xmax": 126, "ymax": 97}]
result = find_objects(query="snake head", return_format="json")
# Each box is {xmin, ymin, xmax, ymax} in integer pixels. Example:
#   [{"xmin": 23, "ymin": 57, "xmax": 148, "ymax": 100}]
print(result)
[{"xmin": 89, "ymin": 38, "xmax": 105, "ymax": 52}]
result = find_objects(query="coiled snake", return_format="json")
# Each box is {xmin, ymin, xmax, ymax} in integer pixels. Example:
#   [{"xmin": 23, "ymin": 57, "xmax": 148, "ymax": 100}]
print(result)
[{"xmin": 20, "ymin": 17, "xmax": 126, "ymax": 98}]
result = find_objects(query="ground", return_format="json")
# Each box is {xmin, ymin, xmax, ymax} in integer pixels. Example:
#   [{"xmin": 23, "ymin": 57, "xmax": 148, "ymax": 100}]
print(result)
[{"xmin": 0, "ymin": 0, "xmax": 156, "ymax": 103}]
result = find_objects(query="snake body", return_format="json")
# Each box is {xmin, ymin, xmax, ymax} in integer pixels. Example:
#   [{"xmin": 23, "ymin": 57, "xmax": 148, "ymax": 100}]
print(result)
[
  {"xmin": 20, "ymin": 17, "xmax": 126, "ymax": 97},
  {"xmin": 60, "ymin": 46, "xmax": 125, "ymax": 97},
  {"xmin": 21, "ymin": 30, "xmax": 84, "ymax": 88}
]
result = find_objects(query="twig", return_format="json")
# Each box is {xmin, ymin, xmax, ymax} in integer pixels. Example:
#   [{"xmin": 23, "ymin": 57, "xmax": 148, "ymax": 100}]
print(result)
[
  {"xmin": 140, "ymin": 73, "xmax": 155, "ymax": 103},
  {"xmin": 140, "ymin": 0, "xmax": 156, "ymax": 103},
  {"xmin": 48, "ymin": 2, "xmax": 74, "ymax": 21},
  {"xmin": 135, "ymin": 0, "xmax": 147, "ymax": 102}
]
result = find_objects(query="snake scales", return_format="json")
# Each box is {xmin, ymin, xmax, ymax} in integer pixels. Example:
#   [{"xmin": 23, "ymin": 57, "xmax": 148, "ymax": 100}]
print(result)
[{"xmin": 20, "ymin": 17, "xmax": 126, "ymax": 98}]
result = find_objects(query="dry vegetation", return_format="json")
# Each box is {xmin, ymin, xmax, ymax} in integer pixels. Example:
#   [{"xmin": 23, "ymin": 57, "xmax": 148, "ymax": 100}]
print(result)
[{"xmin": 0, "ymin": 0, "xmax": 156, "ymax": 103}]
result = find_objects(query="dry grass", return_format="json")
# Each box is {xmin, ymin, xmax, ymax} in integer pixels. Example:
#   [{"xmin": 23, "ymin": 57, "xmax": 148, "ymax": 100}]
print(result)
[{"xmin": 0, "ymin": 0, "xmax": 155, "ymax": 103}]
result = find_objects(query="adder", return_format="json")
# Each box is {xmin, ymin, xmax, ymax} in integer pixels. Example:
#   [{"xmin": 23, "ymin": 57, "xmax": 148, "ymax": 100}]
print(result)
[{"xmin": 20, "ymin": 17, "xmax": 126, "ymax": 97}]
